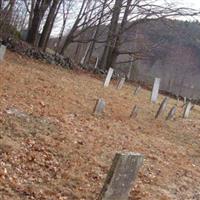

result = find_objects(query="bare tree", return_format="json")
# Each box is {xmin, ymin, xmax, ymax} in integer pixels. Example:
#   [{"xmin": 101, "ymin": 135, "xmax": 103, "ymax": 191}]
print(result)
[
  {"xmin": 55, "ymin": 0, "xmax": 73, "ymax": 53},
  {"xmin": 26, "ymin": 0, "xmax": 52, "ymax": 45},
  {"xmin": 38, "ymin": 0, "xmax": 62, "ymax": 50},
  {"xmin": 92, "ymin": 0, "xmax": 199, "ymax": 70}
]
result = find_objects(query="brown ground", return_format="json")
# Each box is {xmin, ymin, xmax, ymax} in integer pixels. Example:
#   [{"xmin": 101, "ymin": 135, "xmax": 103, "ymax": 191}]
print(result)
[{"xmin": 0, "ymin": 51, "xmax": 200, "ymax": 200}]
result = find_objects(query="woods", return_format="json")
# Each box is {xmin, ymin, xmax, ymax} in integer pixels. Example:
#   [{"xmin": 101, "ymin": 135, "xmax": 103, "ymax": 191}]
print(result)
[{"xmin": 0, "ymin": 0, "xmax": 199, "ymax": 70}]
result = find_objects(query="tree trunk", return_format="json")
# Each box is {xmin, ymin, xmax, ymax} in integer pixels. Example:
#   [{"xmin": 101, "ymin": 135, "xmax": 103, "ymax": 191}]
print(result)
[
  {"xmin": 26, "ymin": 0, "xmax": 51, "ymax": 46},
  {"xmin": 38, "ymin": 0, "xmax": 61, "ymax": 50},
  {"xmin": 81, "ymin": 0, "xmax": 108, "ymax": 66},
  {"xmin": 109, "ymin": 0, "xmax": 132, "ymax": 68},
  {"xmin": 7, "ymin": 0, "xmax": 16, "ymax": 24},
  {"xmin": 99, "ymin": 0, "xmax": 123, "ymax": 70}
]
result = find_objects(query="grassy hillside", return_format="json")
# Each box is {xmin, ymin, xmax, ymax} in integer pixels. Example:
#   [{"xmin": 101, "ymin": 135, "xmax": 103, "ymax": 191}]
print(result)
[{"xmin": 0, "ymin": 51, "xmax": 200, "ymax": 199}]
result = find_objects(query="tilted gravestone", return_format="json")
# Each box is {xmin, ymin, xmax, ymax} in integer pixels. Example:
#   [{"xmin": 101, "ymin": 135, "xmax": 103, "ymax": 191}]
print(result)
[
  {"xmin": 98, "ymin": 152, "xmax": 144, "ymax": 200},
  {"xmin": 183, "ymin": 102, "xmax": 192, "ymax": 118},
  {"xmin": 134, "ymin": 86, "xmax": 141, "ymax": 96},
  {"xmin": 0, "ymin": 44, "xmax": 6, "ymax": 61},
  {"xmin": 104, "ymin": 68, "xmax": 114, "ymax": 87},
  {"xmin": 130, "ymin": 105, "xmax": 139, "ymax": 118},
  {"xmin": 155, "ymin": 97, "xmax": 169, "ymax": 119},
  {"xmin": 117, "ymin": 77, "xmax": 125, "ymax": 90},
  {"xmin": 151, "ymin": 78, "xmax": 161, "ymax": 103},
  {"xmin": 166, "ymin": 106, "xmax": 177, "ymax": 120},
  {"xmin": 94, "ymin": 98, "xmax": 106, "ymax": 115}
]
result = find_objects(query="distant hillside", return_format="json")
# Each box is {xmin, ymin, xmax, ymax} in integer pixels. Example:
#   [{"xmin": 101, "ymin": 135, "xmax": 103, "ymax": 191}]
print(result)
[{"xmin": 48, "ymin": 19, "xmax": 200, "ymax": 99}]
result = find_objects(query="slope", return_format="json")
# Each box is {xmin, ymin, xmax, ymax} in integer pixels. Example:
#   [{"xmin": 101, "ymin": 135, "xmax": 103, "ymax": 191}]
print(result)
[{"xmin": 0, "ymin": 51, "xmax": 200, "ymax": 200}]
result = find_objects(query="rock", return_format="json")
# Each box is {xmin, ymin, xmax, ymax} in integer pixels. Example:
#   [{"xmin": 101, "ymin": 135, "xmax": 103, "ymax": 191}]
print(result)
[{"xmin": 1, "ymin": 37, "xmax": 73, "ymax": 69}]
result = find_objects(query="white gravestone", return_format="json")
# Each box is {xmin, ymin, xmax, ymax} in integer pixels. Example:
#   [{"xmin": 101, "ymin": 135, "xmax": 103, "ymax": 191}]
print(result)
[
  {"xmin": 0, "ymin": 44, "xmax": 6, "ymax": 61},
  {"xmin": 94, "ymin": 57, "xmax": 99, "ymax": 69},
  {"xmin": 117, "ymin": 77, "xmax": 125, "ymax": 90},
  {"xmin": 104, "ymin": 68, "xmax": 114, "ymax": 87},
  {"xmin": 183, "ymin": 102, "xmax": 192, "ymax": 118},
  {"xmin": 94, "ymin": 98, "xmax": 106, "ymax": 115},
  {"xmin": 151, "ymin": 78, "xmax": 161, "ymax": 103}
]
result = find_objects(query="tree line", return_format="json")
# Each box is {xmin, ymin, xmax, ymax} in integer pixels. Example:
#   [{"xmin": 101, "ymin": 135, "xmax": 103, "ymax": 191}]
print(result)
[{"xmin": 0, "ymin": 0, "xmax": 199, "ymax": 70}]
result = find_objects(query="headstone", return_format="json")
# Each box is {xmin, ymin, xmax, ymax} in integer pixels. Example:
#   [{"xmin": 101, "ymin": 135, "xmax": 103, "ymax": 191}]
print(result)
[
  {"xmin": 94, "ymin": 98, "xmax": 106, "ymax": 115},
  {"xmin": 0, "ymin": 44, "xmax": 6, "ymax": 61},
  {"xmin": 134, "ymin": 86, "xmax": 141, "ymax": 96},
  {"xmin": 94, "ymin": 57, "xmax": 99, "ymax": 69},
  {"xmin": 155, "ymin": 97, "xmax": 169, "ymax": 119},
  {"xmin": 98, "ymin": 152, "xmax": 144, "ymax": 200},
  {"xmin": 117, "ymin": 77, "xmax": 125, "ymax": 90},
  {"xmin": 130, "ymin": 105, "xmax": 139, "ymax": 118},
  {"xmin": 176, "ymin": 96, "xmax": 180, "ymax": 105},
  {"xmin": 104, "ymin": 68, "xmax": 114, "ymax": 87},
  {"xmin": 183, "ymin": 102, "xmax": 192, "ymax": 118},
  {"xmin": 151, "ymin": 78, "xmax": 161, "ymax": 103},
  {"xmin": 166, "ymin": 106, "xmax": 176, "ymax": 120},
  {"xmin": 183, "ymin": 97, "xmax": 187, "ymax": 104}
]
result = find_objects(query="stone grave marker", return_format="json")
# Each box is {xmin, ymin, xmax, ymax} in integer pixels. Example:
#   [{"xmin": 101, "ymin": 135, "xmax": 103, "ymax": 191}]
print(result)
[
  {"xmin": 183, "ymin": 97, "xmax": 187, "ymax": 104},
  {"xmin": 134, "ymin": 86, "xmax": 141, "ymax": 96},
  {"xmin": 104, "ymin": 68, "xmax": 114, "ymax": 87},
  {"xmin": 155, "ymin": 97, "xmax": 168, "ymax": 119},
  {"xmin": 0, "ymin": 44, "xmax": 6, "ymax": 61},
  {"xmin": 151, "ymin": 77, "xmax": 161, "ymax": 103},
  {"xmin": 117, "ymin": 77, "xmax": 125, "ymax": 90},
  {"xmin": 176, "ymin": 96, "xmax": 180, "ymax": 105},
  {"xmin": 166, "ymin": 106, "xmax": 176, "ymax": 120},
  {"xmin": 130, "ymin": 105, "xmax": 139, "ymax": 118},
  {"xmin": 98, "ymin": 152, "xmax": 144, "ymax": 200},
  {"xmin": 183, "ymin": 102, "xmax": 192, "ymax": 118},
  {"xmin": 94, "ymin": 57, "xmax": 99, "ymax": 69},
  {"xmin": 94, "ymin": 98, "xmax": 106, "ymax": 115}
]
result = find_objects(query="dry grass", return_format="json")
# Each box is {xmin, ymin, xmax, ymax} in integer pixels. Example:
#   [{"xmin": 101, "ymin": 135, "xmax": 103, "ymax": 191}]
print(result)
[{"xmin": 0, "ymin": 51, "xmax": 200, "ymax": 200}]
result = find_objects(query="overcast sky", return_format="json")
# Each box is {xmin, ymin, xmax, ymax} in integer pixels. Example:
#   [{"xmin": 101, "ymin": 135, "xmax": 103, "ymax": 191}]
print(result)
[
  {"xmin": 182, "ymin": 0, "xmax": 200, "ymax": 8},
  {"xmin": 52, "ymin": 0, "xmax": 200, "ymax": 36}
]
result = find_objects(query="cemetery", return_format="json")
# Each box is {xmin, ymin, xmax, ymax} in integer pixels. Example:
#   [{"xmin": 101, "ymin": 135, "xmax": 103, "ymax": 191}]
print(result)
[{"xmin": 0, "ymin": 50, "xmax": 200, "ymax": 199}]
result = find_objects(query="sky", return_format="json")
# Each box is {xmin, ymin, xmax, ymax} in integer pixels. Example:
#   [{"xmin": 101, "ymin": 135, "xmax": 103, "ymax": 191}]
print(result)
[
  {"xmin": 183, "ymin": 0, "xmax": 200, "ymax": 8},
  {"xmin": 52, "ymin": 0, "xmax": 200, "ymax": 36}
]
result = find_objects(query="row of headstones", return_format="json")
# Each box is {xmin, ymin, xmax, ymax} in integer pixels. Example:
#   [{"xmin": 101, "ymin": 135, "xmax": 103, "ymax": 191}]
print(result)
[
  {"xmin": 94, "ymin": 97, "xmax": 193, "ymax": 120},
  {"xmin": 96, "ymin": 68, "xmax": 194, "ymax": 199},
  {"xmin": 96, "ymin": 68, "xmax": 193, "ymax": 119},
  {"xmin": 104, "ymin": 67, "xmax": 126, "ymax": 89}
]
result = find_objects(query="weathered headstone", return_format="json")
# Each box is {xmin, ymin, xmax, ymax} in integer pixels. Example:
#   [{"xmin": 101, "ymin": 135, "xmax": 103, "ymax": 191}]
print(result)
[
  {"xmin": 151, "ymin": 78, "xmax": 161, "ymax": 103},
  {"xmin": 134, "ymin": 86, "xmax": 141, "ymax": 96},
  {"xmin": 183, "ymin": 102, "xmax": 192, "ymax": 118},
  {"xmin": 166, "ymin": 106, "xmax": 176, "ymax": 120},
  {"xmin": 0, "ymin": 44, "xmax": 6, "ymax": 61},
  {"xmin": 117, "ymin": 77, "xmax": 125, "ymax": 90},
  {"xmin": 130, "ymin": 105, "xmax": 139, "ymax": 118},
  {"xmin": 155, "ymin": 97, "xmax": 169, "ymax": 119},
  {"xmin": 94, "ymin": 57, "xmax": 99, "ymax": 69},
  {"xmin": 98, "ymin": 152, "xmax": 144, "ymax": 200},
  {"xmin": 104, "ymin": 68, "xmax": 114, "ymax": 87},
  {"xmin": 94, "ymin": 98, "xmax": 106, "ymax": 115}
]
